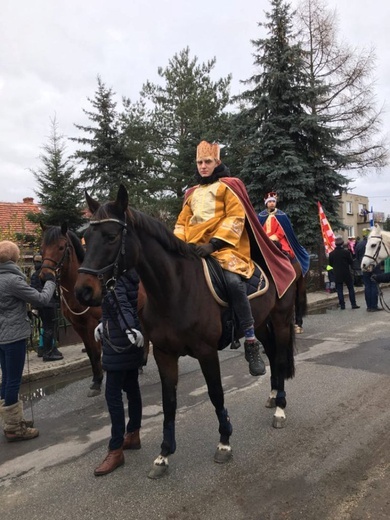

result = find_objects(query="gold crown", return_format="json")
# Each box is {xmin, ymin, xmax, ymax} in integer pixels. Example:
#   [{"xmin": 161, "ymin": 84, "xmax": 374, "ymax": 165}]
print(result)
[
  {"xmin": 264, "ymin": 192, "xmax": 278, "ymax": 204},
  {"xmin": 196, "ymin": 141, "xmax": 220, "ymax": 160}
]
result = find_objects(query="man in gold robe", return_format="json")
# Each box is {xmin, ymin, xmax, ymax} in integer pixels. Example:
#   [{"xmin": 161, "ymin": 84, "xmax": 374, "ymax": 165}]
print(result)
[{"xmin": 174, "ymin": 140, "xmax": 266, "ymax": 376}]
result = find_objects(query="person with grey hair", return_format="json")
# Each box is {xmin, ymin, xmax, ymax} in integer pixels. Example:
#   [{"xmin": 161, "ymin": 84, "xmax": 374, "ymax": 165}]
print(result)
[
  {"xmin": 0, "ymin": 240, "xmax": 56, "ymax": 442},
  {"xmin": 329, "ymin": 236, "xmax": 360, "ymax": 310}
]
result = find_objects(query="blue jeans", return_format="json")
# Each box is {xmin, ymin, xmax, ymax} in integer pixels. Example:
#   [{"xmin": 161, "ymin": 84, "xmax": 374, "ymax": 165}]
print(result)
[
  {"xmin": 336, "ymin": 278, "xmax": 357, "ymax": 308},
  {"xmin": 362, "ymin": 271, "xmax": 379, "ymax": 309},
  {"xmin": 224, "ymin": 270, "xmax": 254, "ymax": 331},
  {"xmin": 0, "ymin": 339, "xmax": 27, "ymax": 406},
  {"xmin": 105, "ymin": 369, "xmax": 142, "ymax": 450}
]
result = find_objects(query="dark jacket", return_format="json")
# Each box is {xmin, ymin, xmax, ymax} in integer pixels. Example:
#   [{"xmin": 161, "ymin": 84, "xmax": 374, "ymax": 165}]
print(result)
[
  {"xmin": 373, "ymin": 272, "xmax": 390, "ymax": 284},
  {"xmin": 0, "ymin": 261, "xmax": 56, "ymax": 344},
  {"xmin": 101, "ymin": 269, "xmax": 143, "ymax": 372},
  {"xmin": 30, "ymin": 268, "xmax": 58, "ymax": 308},
  {"xmin": 355, "ymin": 238, "xmax": 367, "ymax": 266},
  {"xmin": 328, "ymin": 245, "xmax": 354, "ymax": 283}
]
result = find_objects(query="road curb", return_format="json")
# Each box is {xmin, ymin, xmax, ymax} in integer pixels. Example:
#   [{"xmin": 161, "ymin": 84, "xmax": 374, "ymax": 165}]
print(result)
[{"xmin": 22, "ymin": 354, "xmax": 91, "ymax": 383}]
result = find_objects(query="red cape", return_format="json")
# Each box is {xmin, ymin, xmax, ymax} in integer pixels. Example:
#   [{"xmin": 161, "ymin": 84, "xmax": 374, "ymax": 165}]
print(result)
[{"xmin": 185, "ymin": 177, "xmax": 296, "ymax": 297}]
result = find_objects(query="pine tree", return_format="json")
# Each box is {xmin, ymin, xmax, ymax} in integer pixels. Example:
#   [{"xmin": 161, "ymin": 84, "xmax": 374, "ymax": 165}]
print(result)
[
  {"xmin": 231, "ymin": 0, "xmax": 349, "ymax": 248},
  {"xmin": 138, "ymin": 47, "xmax": 232, "ymax": 217},
  {"xmin": 28, "ymin": 116, "xmax": 85, "ymax": 230},
  {"xmin": 71, "ymin": 76, "xmax": 130, "ymax": 199}
]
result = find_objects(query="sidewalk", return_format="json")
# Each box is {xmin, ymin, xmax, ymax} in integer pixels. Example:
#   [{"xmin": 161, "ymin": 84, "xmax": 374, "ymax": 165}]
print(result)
[{"xmin": 19, "ymin": 288, "xmax": 361, "ymax": 384}]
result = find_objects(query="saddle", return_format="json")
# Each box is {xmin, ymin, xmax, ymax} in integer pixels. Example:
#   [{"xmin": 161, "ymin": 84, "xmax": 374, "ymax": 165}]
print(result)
[{"xmin": 202, "ymin": 257, "xmax": 269, "ymax": 350}]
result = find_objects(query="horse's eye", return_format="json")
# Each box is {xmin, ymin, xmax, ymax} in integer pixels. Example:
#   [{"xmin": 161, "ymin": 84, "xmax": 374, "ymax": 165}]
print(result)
[{"xmin": 108, "ymin": 234, "xmax": 117, "ymax": 243}]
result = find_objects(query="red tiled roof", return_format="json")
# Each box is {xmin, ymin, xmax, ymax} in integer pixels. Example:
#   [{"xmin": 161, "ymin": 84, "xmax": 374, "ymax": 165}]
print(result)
[{"xmin": 0, "ymin": 198, "xmax": 41, "ymax": 235}]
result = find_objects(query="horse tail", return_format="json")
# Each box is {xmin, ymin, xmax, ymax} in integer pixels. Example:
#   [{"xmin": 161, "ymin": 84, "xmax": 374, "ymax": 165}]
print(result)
[
  {"xmin": 265, "ymin": 319, "xmax": 295, "ymax": 380},
  {"xmin": 295, "ymin": 274, "xmax": 307, "ymax": 324},
  {"xmin": 285, "ymin": 321, "xmax": 295, "ymax": 379}
]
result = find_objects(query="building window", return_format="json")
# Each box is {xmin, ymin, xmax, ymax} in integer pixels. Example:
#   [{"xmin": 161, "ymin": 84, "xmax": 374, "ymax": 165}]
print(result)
[
  {"xmin": 346, "ymin": 201, "xmax": 353, "ymax": 215},
  {"xmin": 358, "ymin": 203, "xmax": 367, "ymax": 215},
  {"xmin": 346, "ymin": 226, "xmax": 354, "ymax": 237}
]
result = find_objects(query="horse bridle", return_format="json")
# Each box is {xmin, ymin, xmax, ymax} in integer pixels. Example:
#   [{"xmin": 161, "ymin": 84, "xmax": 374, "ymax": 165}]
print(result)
[
  {"xmin": 363, "ymin": 235, "xmax": 390, "ymax": 267},
  {"xmin": 77, "ymin": 217, "xmax": 128, "ymax": 291},
  {"xmin": 41, "ymin": 236, "xmax": 70, "ymax": 279}
]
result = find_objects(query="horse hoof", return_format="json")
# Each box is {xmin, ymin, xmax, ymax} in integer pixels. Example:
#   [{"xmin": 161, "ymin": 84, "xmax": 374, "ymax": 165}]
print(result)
[
  {"xmin": 272, "ymin": 415, "xmax": 286, "ymax": 429},
  {"xmin": 148, "ymin": 464, "xmax": 168, "ymax": 479},
  {"xmin": 214, "ymin": 445, "xmax": 233, "ymax": 464},
  {"xmin": 265, "ymin": 397, "xmax": 276, "ymax": 408},
  {"xmin": 87, "ymin": 388, "xmax": 101, "ymax": 398}
]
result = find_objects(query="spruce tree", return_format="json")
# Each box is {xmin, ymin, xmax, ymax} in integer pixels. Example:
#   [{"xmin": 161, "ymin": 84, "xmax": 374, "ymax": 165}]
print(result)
[
  {"xmin": 28, "ymin": 116, "xmax": 85, "ymax": 230},
  {"xmin": 71, "ymin": 76, "xmax": 130, "ymax": 199},
  {"xmin": 232, "ymin": 0, "xmax": 349, "ymax": 248}
]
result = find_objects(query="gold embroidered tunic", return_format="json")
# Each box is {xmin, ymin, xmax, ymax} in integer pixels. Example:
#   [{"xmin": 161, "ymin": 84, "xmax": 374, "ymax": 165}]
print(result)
[{"xmin": 174, "ymin": 181, "xmax": 254, "ymax": 278}]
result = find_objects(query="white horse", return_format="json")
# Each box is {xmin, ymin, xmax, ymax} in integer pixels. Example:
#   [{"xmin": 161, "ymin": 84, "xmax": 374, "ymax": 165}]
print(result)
[{"xmin": 361, "ymin": 224, "xmax": 390, "ymax": 271}]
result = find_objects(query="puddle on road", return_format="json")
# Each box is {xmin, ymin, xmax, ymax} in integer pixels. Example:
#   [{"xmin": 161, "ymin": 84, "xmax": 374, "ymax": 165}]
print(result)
[
  {"xmin": 19, "ymin": 366, "xmax": 92, "ymax": 403},
  {"xmin": 307, "ymin": 303, "xmax": 340, "ymax": 315}
]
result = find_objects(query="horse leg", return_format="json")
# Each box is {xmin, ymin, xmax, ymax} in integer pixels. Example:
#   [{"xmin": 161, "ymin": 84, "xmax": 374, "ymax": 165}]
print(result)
[
  {"xmin": 148, "ymin": 348, "xmax": 179, "ymax": 479},
  {"xmin": 258, "ymin": 320, "xmax": 294, "ymax": 428},
  {"xmin": 198, "ymin": 352, "xmax": 233, "ymax": 464},
  {"xmin": 76, "ymin": 326, "xmax": 103, "ymax": 397}
]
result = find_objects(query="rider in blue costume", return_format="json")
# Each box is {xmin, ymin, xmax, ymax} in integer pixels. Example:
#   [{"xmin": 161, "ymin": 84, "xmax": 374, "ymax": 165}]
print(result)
[
  {"xmin": 258, "ymin": 193, "xmax": 310, "ymax": 333},
  {"xmin": 258, "ymin": 192, "xmax": 310, "ymax": 276}
]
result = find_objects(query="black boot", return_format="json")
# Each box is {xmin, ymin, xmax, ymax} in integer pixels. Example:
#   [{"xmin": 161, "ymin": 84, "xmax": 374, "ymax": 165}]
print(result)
[
  {"xmin": 244, "ymin": 340, "xmax": 266, "ymax": 376},
  {"xmin": 42, "ymin": 332, "xmax": 63, "ymax": 362}
]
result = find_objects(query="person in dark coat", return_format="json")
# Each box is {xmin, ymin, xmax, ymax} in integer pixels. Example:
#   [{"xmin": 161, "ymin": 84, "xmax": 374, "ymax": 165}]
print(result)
[
  {"xmin": 93, "ymin": 269, "xmax": 144, "ymax": 477},
  {"xmin": 328, "ymin": 236, "xmax": 360, "ymax": 310},
  {"xmin": 355, "ymin": 229, "xmax": 382, "ymax": 312},
  {"xmin": 30, "ymin": 253, "xmax": 63, "ymax": 361}
]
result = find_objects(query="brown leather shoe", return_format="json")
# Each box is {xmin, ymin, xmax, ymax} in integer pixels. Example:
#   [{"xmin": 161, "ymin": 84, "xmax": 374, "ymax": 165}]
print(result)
[
  {"xmin": 94, "ymin": 448, "xmax": 124, "ymax": 476},
  {"xmin": 123, "ymin": 430, "xmax": 141, "ymax": 450}
]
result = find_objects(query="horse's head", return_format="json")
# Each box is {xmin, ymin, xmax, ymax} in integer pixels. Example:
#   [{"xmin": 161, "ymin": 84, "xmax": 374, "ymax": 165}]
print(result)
[
  {"xmin": 75, "ymin": 185, "xmax": 137, "ymax": 306},
  {"xmin": 40, "ymin": 222, "xmax": 70, "ymax": 280},
  {"xmin": 361, "ymin": 224, "xmax": 389, "ymax": 272}
]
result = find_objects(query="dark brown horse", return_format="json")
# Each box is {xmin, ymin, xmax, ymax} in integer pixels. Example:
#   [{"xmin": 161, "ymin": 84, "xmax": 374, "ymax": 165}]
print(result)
[
  {"xmin": 40, "ymin": 223, "xmax": 103, "ymax": 397},
  {"xmin": 75, "ymin": 186, "xmax": 296, "ymax": 478}
]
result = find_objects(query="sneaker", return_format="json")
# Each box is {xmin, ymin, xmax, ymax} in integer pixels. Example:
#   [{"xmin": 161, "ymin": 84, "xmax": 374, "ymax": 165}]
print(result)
[
  {"xmin": 294, "ymin": 325, "xmax": 303, "ymax": 334},
  {"xmin": 244, "ymin": 340, "xmax": 266, "ymax": 376},
  {"xmin": 352, "ymin": 305, "xmax": 360, "ymax": 309},
  {"xmin": 368, "ymin": 307, "xmax": 383, "ymax": 312}
]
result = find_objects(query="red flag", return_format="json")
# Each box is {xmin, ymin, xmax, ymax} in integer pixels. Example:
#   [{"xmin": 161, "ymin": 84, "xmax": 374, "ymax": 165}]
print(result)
[{"xmin": 318, "ymin": 201, "xmax": 335, "ymax": 254}]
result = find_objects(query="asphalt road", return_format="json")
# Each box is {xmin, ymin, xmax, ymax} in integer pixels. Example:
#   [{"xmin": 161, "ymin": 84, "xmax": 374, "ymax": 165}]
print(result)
[{"xmin": 1, "ymin": 290, "xmax": 390, "ymax": 520}]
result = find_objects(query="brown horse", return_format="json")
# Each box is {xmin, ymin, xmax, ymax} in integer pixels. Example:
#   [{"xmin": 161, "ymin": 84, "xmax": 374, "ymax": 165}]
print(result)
[
  {"xmin": 40, "ymin": 223, "xmax": 103, "ymax": 397},
  {"xmin": 75, "ymin": 186, "xmax": 296, "ymax": 479}
]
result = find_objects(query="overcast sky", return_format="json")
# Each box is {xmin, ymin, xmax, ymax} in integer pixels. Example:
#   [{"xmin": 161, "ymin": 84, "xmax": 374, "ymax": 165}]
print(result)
[{"xmin": 1, "ymin": 0, "xmax": 389, "ymax": 214}]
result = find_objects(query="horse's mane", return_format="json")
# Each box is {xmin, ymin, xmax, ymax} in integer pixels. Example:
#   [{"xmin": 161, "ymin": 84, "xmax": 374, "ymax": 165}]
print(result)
[
  {"xmin": 42, "ymin": 226, "xmax": 85, "ymax": 263},
  {"xmin": 93, "ymin": 203, "xmax": 196, "ymax": 258}
]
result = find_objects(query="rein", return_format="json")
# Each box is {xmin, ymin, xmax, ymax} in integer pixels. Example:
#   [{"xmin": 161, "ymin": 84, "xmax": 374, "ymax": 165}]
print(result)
[
  {"xmin": 376, "ymin": 282, "xmax": 390, "ymax": 313},
  {"xmin": 78, "ymin": 217, "xmax": 127, "ymax": 292},
  {"xmin": 59, "ymin": 286, "xmax": 91, "ymax": 316}
]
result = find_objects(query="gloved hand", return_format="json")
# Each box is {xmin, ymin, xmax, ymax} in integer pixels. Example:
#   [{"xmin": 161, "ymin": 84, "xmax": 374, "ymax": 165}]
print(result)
[
  {"xmin": 94, "ymin": 323, "xmax": 103, "ymax": 342},
  {"xmin": 41, "ymin": 271, "xmax": 56, "ymax": 283},
  {"xmin": 195, "ymin": 243, "xmax": 215, "ymax": 258},
  {"xmin": 126, "ymin": 329, "xmax": 144, "ymax": 348},
  {"xmin": 371, "ymin": 274, "xmax": 377, "ymax": 282}
]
